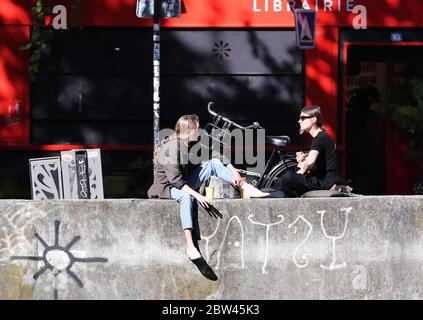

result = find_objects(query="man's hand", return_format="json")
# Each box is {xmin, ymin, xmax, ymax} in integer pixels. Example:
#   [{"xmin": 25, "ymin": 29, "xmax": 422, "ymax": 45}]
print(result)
[
  {"xmin": 296, "ymin": 151, "xmax": 308, "ymax": 163},
  {"xmin": 296, "ymin": 152, "xmax": 308, "ymax": 173}
]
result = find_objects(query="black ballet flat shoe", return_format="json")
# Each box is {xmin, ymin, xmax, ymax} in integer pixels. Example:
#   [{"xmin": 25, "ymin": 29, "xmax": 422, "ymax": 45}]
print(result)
[{"xmin": 189, "ymin": 256, "xmax": 218, "ymax": 281}]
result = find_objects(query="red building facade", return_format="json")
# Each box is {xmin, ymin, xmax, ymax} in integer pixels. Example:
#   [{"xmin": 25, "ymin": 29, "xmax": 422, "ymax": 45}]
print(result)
[{"xmin": 1, "ymin": 0, "xmax": 422, "ymax": 195}]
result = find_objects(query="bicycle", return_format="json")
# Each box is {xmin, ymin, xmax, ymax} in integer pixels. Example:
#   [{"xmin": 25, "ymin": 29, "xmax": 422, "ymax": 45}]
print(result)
[{"xmin": 203, "ymin": 101, "xmax": 298, "ymax": 190}]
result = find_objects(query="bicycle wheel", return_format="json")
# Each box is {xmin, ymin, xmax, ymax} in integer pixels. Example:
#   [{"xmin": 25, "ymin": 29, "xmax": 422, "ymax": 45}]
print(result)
[{"xmin": 263, "ymin": 160, "xmax": 298, "ymax": 189}]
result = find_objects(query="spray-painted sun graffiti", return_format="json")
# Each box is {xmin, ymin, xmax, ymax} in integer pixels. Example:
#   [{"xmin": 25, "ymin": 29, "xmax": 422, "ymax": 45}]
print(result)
[{"xmin": 10, "ymin": 220, "xmax": 108, "ymax": 300}]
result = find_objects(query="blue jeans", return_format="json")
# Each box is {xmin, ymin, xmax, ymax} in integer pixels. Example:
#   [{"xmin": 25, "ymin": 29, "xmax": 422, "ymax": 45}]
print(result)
[{"xmin": 170, "ymin": 158, "xmax": 233, "ymax": 230}]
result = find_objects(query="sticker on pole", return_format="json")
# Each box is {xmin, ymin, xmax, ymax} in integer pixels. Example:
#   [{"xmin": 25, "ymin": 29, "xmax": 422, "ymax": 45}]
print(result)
[
  {"xmin": 136, "ymin": 0, "xmax": 154, "ymax": 18},
  {"xmin": 294, "ymin": 9, "xmax": 316, "ymax": 49},
  {"xmin": 136, "ymin": 0, "xmax": 181, "ymax": 18},
  {"xmin": 161, "ymin": 0, "xmax": 181, "ymax": 18}
]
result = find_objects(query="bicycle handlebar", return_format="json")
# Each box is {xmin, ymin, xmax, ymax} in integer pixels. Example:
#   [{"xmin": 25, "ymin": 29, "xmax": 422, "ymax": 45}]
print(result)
[
  {"xmin": 207, "ymin": 101, "xmax": 218, "ymax": 117},
  {"xmin": 207, "ymin": 101, "xmax": 263, "ymax": 130}
]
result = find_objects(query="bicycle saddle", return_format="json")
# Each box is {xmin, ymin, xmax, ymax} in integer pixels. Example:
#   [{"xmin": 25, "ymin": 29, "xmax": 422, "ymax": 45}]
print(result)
[{"xmin": 265, "ymin": 135, "xmax": 290, "ymax": 147}]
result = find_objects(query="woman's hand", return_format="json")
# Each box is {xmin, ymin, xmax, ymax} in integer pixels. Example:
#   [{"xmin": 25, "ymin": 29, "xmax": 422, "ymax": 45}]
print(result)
[
  {"xmin": 227, "ymin": 164, "xmax": 243, "ymax": 187},
  {"xmin": 231, "ymin": 170, "xmax": 243, "ymax": 187},
  {"xmin": 195, "ymin": 194, "xmax": 212, "ymax": 208},
  {"xmin": 181, "ymin": 185, "xmax": 212, "ymax": 208}
]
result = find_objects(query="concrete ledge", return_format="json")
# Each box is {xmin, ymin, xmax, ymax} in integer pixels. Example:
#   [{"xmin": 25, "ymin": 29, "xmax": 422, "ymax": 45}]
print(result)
[{"xmin": 1, "ymin": 196, "xmax": 423, "ymax": 299}]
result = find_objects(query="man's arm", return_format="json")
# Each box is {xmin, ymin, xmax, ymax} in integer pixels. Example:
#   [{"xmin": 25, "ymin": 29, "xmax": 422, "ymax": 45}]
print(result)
[{"xmin": 297, "ymin": 150, "xmax": 319, "ymax": 174}]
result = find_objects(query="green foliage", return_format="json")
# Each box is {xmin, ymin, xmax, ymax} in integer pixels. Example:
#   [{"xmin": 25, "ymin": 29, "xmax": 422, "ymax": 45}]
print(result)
[
  {"xmin": 20, "ymin": 0, "xmax": 81, "ymax": 82},
  {"xmin": 21, "ymin": 0, "xmax": 49, "ymax": 82},
  {"xmin": 378, "ymin": 77, "xmax": 423, "ymax": 165}
]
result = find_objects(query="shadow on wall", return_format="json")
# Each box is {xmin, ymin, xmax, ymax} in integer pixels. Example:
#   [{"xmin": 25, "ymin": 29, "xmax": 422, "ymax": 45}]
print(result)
[
  {"xmin": 30, "ymin": 27, "xmax": 305, "ymax": 144},
  {"xmin": 4, "ymin": 1, "xmax": 302, "ymax": 198},
  {"xmin": 0, "ymin": 26, "xmax": 29, "ymax": 143},
  {"xmin": 28, "ymin": 27, "xmax": 306, "ymax": 197},
  {"xmin": 6, "ymin": 1, "xmax": 423, "ymax": 198}
]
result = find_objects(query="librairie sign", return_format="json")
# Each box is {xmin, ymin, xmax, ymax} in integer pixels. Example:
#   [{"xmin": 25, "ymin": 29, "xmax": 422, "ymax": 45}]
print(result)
[
  {"xmin": 253, "ymin": 0, "xmax": 358, "ymax": 13},
  {"xmin": 252, "ymin": 0, "xmax": 368, "ymax": 30}
]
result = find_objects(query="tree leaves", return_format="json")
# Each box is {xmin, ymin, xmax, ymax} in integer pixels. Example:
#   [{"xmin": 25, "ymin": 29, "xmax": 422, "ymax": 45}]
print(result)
[
  {"xmin": 379, "ymin": 76, "xmax": 423, "ymax": 166},
  {"xmin": 20, "ymin": 0, "xmax": 81, "ymax": 82}
]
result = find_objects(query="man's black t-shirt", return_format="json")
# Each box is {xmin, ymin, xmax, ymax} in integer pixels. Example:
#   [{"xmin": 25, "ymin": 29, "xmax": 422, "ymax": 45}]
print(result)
[{"xmin": 308, "ymin": 131, "xmax": 338, "ymax": 186}]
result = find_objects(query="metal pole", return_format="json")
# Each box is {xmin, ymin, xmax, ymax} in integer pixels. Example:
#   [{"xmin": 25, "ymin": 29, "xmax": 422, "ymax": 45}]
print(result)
[{"xmin": 153, "ymin": 1, "xmax": 161, "ymax": 164}]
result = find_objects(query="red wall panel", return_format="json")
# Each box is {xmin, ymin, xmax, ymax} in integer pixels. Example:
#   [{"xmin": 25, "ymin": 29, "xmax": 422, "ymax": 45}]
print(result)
[
  {"xmin": 2, "ymin": 1, "xmax": 423, "ymax": 28},
  {"xmin": 7, "ymin": 0, "xmax": 417, "ymax": 29},
  {"xmin": 0, "ymin": 26, "xmax": 30, "ymax": 144},
  {"xmin": 305, "ymin": 26, "xmax": 339, "ymax": 143},
  {"xmin": 0, "ymin": 0, "xmax": 32, "ymax": 25}
]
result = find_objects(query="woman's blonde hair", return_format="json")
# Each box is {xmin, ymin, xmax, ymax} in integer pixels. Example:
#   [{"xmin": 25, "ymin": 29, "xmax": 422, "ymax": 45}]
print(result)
[{"xmin": 153, "ymin": 114, "xmax": 200, "ymax": 164}]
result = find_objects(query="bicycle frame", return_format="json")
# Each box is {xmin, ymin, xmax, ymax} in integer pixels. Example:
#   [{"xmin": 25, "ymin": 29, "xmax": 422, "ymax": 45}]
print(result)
[
  {"xmin": 204, "ymin": 101, "xmax": 296, "ymax": 188},
  {"xmin": 257, "ymin": 148, "xmax": 284, "ymax": 187}
]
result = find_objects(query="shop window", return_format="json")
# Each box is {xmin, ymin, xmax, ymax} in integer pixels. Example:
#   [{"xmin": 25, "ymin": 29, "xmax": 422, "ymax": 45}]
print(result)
[{"xmin": 31, "ymin": 28, "xmax": 304, "ymax": 145}]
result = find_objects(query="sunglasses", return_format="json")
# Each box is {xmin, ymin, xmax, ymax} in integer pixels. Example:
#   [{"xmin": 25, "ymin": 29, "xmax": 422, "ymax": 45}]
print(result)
[{"xmin": 299, "ymin": 115, "xmax": 313, "ymax": 121}]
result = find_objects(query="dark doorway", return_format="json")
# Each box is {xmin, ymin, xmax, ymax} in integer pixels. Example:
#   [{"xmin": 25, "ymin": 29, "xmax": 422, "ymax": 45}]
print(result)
[{"xmin": 345, "ymin": 45, "xmax": 423, "ymax": 195}]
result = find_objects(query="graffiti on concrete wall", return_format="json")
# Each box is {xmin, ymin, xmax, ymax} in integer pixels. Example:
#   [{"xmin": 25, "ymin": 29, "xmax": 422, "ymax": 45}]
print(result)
[
  {"xmin": 9, "ymin": 220, "xmax": 108, "ymax": 300},
  {"xmin": 2, "ymin": 204, "xmax": 359, "ymax": 299},
  {"xmin": 319, "ymin": 208, "xmax": 351, "ymax": 270},
  {"xmin": 0, "ymin": 205, "xmax": 48, "ymax": 264},
  {"xmin": 247, "ymin": 214, "xmax": 284, "ymax": 274},
  {"xmin": 214, "ymin": 216, "xmax": 245, "ymax": 271},
  {"xmin": 202, "ymin": 218, "xmax": 220, "ymax": 263},
  {"xmin": 202, "ymin": 207, "xmax": 353, "ymax": 273},
  {"xmin": 201, "ymin": 206, "xmax": 356, "ymax": 300},
  {"xmin": 288, "ymin": 215, "xmax": 313, "ymax": 269}
]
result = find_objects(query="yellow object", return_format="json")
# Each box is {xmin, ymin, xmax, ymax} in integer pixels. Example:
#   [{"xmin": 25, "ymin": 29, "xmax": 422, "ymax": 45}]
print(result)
[
  {"xmin": 240, "ymin": 177, "xmax": 247, "ymax": 198},
  {"xmin": 205, "ymin": 187, "xmax": 215, "ymax": 200}
]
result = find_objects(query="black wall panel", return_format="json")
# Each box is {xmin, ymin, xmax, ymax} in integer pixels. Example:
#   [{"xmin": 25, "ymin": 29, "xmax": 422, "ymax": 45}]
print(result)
[{"xmin": 31, "ymin": 28, "xmax": 305, "ymax": 145}]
